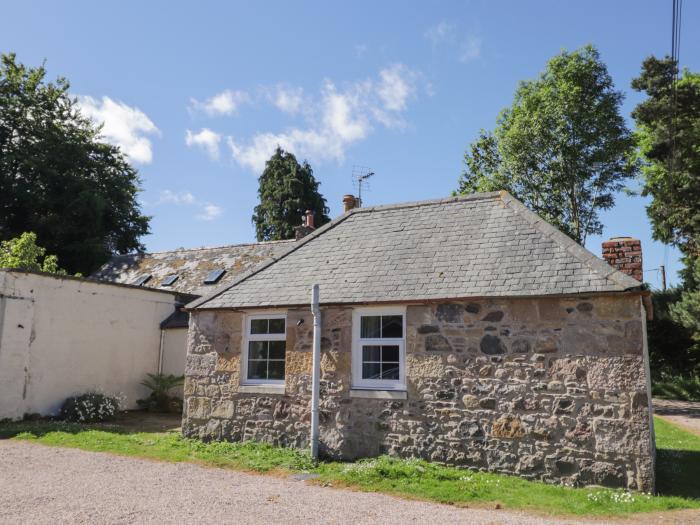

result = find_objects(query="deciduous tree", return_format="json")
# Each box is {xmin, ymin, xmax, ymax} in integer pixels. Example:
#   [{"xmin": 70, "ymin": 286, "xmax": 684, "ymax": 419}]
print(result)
[{"xmin": 457, "ymin": 45, "xmax": 636, "ymax": 245}]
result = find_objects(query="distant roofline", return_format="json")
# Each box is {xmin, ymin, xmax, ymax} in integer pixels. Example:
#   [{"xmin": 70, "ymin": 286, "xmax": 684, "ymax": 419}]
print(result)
[
  {"xmin": 0, "ymin": 268, "xmax": 198, "ymax": 300},
  {"xmin": 105, "ymin": 238, "xmax": 297, "ymax": 260}
]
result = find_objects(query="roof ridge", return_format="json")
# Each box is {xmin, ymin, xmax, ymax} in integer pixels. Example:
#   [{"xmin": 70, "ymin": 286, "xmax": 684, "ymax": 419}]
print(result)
[
  {"xmin": 498, "ymin": 192, "xmax": 643, "ymax": 291},
  {"xmin": 351, "ymin": 191, "xmax": 503, "ymax": 215},
  {"xmin": 106, "ymin": 238, "xmax": 297, "ymax": 259}
]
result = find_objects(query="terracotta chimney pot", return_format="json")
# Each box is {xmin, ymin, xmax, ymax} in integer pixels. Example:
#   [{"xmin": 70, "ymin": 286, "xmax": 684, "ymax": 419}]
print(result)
[
  {"xmin": 343, "ymin": 194, "xmax": 358, "ymax": 213},
  {"xmin": 305, "ymin": 210, "xmax": 315, "ymax": 229}
]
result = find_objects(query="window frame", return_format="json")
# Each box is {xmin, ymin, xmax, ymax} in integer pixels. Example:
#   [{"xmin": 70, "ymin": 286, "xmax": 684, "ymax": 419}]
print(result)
[
  {"xmin": 351, "ymin": 306, "xmax": 406, "ymax": 391},
  {"xmin": 241, "ymin": 313, "xmax": 287, "ymax": 386}
]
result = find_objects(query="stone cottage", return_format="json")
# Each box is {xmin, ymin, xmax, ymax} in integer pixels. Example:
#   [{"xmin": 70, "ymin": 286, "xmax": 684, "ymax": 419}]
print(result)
[{"xmin": 183, "ymin": 191, "xmax": 655, "ymax": 492}]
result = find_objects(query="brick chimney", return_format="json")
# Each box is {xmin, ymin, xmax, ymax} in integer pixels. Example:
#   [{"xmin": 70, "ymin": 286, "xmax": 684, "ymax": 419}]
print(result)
[
  {"xmin": 294, "ymin": 210, "xmax": 316, "ymax": 240},
  {"xmin": 343, "ymin": 194, "xmax": 358, "ymax": 213},
  {"xmin": 602, "ymin": 237, "xmax": 643, "ymax": 281}
]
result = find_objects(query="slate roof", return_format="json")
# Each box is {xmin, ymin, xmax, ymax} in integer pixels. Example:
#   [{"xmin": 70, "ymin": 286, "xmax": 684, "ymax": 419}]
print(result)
[
  {"xmin": 189, "ymin": 192, "xmax": 642, "ymax": 310},
  {"xmin": 92, "ymin": 240, "xmax": 295, "ymax": 296}
]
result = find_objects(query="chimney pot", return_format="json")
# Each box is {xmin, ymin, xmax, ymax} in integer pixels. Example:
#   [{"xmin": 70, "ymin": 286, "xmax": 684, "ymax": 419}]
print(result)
[
  {"xmin": 305, "ymin": 210, "xmax": 315, "ymax": 229},
  {"xmin": 602, "ymin": 237, "xmax": 643, "ymax": 282},
  {"xmin": 343, "ymin": 194, "xmax": 358, "ymax": 213}
]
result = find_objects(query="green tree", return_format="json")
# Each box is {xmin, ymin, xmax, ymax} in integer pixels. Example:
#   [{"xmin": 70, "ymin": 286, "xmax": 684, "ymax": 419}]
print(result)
[
  {"xmin": 631, "ymin": 56, "xmax": 700, "ymax": 264},
  {"xmin": 631, "ymin": 57, "xmax": 700, "ymax": 368},
  {"xmin": 0, "ymin": 232, "xmax": 65, "ymax": 274},
  {"xmin": 457, "ymin": 45, "xmax": 636, "ymax": 245},
  {"xmin": 252, "ymin": 147, "xmax": 330, "ymax": 241},
  {"xmin": 0, "ymin": 53, "xmax": 150, "ymax": 275}
]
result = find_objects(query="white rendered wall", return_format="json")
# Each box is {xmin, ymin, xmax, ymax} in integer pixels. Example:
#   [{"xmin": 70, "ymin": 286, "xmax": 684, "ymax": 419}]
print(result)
[
  {"xmin": 0, "ymin": 271, "xmax": 178, "ymax": 420},
  {"xmin": 160, "ymin": 327, "xmax": 188, "ymax": 398}
]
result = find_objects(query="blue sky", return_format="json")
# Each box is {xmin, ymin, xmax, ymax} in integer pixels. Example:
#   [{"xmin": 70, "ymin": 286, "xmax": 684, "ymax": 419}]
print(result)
[{"xmin": 3, "ymin": 0, "xmax": 698, "ymax": 288}]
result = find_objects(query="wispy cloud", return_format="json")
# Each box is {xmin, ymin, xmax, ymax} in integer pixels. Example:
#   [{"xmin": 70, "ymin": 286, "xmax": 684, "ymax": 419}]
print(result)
[
  {"xmin": 196, "ymin": 203, "xmax": 223, "ymax": 221},
  {"xmin": 189, "ymin": 89, "xmax": 250, "ymax": 117},
  {"xmin": 425, "ymin": 20, "xmax": 481, "ymax": 64},
  {"xmin": 185, "ymin": 128, "xmax": 221, "ymax": 160},
  {"xmin": 459, "ymin": 35, "xmax": 482, "ymax": 63},
  {"xmin": 77, "ymin": 96, "xmax": 159, "ymax": 164},
  {"xmin": 156, "ymin": 190, "xmax": 223, "ymax": 221},
  {"xmin": 226, "ymin": 64, "xmax": 421, "ymax": 173},
  {"xmin": 269, "ymin": 85, "xmax": 305, "ymax": 114},
  {"xmin": 425, "ymin": 21, "xmax": 456, "ymax": 44}
]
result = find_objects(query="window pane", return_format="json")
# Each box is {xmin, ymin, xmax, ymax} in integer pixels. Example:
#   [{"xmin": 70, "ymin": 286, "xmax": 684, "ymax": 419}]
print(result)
[
  {"xmin": 268, "ymin": 360, "xmax": 285, "ymax": 380},
  {"xmin": 382, "ymin": 345, "xmax": 400, "ymax": 362},
  {"xmin": 362, "ymin": 345, "xmax": 381, "ymax": 362},
  {"xmin": 248, "ymin": 360, "xmax": 267, "ymax": 380},
  {"xmin": 361, "ymin": 316, "xmax": 381, "ymax": 338},
  {"xmin": 269, "ymin": 340, "xmax": 286, "ymax": 360},
  {"xmin": 268, "ymin": 318, "xmax": 285, "ymax": 334},
  {"xmin": 381, "ymin": 316, "xmax": 403, "ymax": 338},
  {"xmin": 381, "ymin": 363, "xmax": 400, "ymax": 380},
  {"xmin": 362, "ymin": 362, "xmax": 382, "ymax": 379},
  {"xmin": 248, "ymin": 341, "xmax": 267, "ymax": 360},
  {"xmin": 250, "ymin": 319, "xmax": 268, "ymax": 334}
]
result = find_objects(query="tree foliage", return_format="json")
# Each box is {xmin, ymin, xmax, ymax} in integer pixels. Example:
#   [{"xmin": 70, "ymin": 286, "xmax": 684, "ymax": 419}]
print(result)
[
  {"xmin": 457, "ymin": 45, "xmax": 637, "ymax": 245},
  {"xmin": 252, "ymin": 147, "xmax": 330, "ymax": 241},
  {"xmin": 631, "ymin": 56, "xmax": 700, "ymax": 263},
  {"xmin": 0, "ymin": 232, "xmax": 65, "ymax": 274},
  {"xmin": 0, "ymin": 53, "xmax": 149, "ymax": 275}
]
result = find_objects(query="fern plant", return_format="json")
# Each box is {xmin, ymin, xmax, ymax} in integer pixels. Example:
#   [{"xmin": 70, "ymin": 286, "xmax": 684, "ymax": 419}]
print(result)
[{"xmin": 137, "ymin": 373, "xmax": 184, "ymax": 413}]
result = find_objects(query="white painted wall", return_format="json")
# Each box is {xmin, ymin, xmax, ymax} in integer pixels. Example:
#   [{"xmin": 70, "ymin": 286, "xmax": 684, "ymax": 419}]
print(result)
[
  {"xmin": 160, "ymin": 327, "xmax": 188, "ymax": 398},
  {"xmin": 0, "ymin": 271, "xmax": 181, "ymax": 420}
]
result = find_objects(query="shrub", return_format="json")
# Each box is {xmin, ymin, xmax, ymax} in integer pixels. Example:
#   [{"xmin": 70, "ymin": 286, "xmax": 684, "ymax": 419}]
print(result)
[
  {"xmin": 60, "ymin": 392, "xmax": 122, "ymax": 423},
  {"xmin": 137, "ymin": 373, "xmax": 184, "ymax": 413},
  {"xmin": 652, "ymin": 375, "xmax": 700, "ymax": 402}
]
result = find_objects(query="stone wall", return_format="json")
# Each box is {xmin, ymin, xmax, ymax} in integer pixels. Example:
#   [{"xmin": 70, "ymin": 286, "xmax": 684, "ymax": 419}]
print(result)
[{"xmin": 183, "ymin": 294, "xmax": 654, "ymax": 492}]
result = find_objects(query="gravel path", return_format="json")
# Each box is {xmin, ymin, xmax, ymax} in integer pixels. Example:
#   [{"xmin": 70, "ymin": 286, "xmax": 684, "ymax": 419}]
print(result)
[
  {"xmin": 0, "ymin": 440, "xmax": 599, "ymax": 525},
  {"xmin": 653, "ymin": 398, "xmax": 700, "ymax": 437}
]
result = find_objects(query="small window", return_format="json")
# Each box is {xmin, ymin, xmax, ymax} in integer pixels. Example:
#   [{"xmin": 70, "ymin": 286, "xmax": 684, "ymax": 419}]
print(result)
[
  {"xmin": 204, "ymin": 268, "xmax": 226, "ymax": 284},
  {"xmin": 133, "ymin": 274, "xmax": 151, "ymax": 286},
  {"xmin": 161, "ymin": 274, "xmax": 178, "ymax": 287},
  {"xmin": 242, "ymin": 314, "xmax": 286, "ymax": 384},
  {"xmin": 352, "ymin": 308, "xmax": 405, "ymax": 390}
]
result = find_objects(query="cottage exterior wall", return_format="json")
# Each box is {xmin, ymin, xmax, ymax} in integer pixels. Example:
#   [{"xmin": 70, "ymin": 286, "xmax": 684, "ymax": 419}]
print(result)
[{"xmin": 183, "ymin": 295, "xmax": 654, "ymax": 491}]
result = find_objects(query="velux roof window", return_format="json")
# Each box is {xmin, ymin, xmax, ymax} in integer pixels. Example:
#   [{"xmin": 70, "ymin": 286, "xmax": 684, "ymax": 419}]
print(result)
[{"xmin": 203, "ymin": 268, "xmax": 226, "ymax": 284}]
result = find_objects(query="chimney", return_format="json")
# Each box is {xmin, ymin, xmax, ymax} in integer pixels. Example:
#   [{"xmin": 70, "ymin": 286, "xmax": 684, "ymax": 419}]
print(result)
[
  {"xmin": 294, "ymin": 210, "xmax": 316, "ymax": 240},
  {"xmin": 343, "ymin": 194, "xmax": 358, "ymax": 213},
  {"xmin": 602, "ymin": 237, "xmax": 643, "ymax": 281}
]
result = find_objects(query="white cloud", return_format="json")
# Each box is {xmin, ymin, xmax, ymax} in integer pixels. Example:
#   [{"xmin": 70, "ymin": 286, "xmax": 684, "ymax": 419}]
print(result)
[
  {"xmin": 227, "ymin": 64, "xmax": 420, "ymax": 172},
  {"xmin": 196, "ymin": 203, "xmax": 223, "ymax": 221},
  {"xmin": 425, "ymin": 21, "xmax": 456, "ymax": 44},
  {"xmin": 156, "ymin": 190, "xmax": 223, "ymax": 221},
  {"xmin": 185, "ymin": 128, "xmax": 221, "ymax": 160},
  {"xmin": 459, "ymin": 35, "xmax": 482, "ymax": 63},
  {"xmin": 157, "ymin": 190, "xmax": 196, "ymax": 205},
  {"xmin": 377, "ymin": 64, "xmax": 416, "ymax": 112},
  {"xmin": 78, "ymin": 96, "xmax": 159, "ymax": 164},
  {"xmin": 189, "ymin": 89, "xmax": 250, "ymax": 116},
  {"xmin": 271, "ymin": 85, "xmax": 305, "ymax": 114}
]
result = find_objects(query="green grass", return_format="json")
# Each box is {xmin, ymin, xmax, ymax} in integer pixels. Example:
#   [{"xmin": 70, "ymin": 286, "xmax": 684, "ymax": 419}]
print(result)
[
  {"xmin": 653, "ymin": 376, "xmax": 700, "ymax": 402},
  {"xmin": 2, "ymin": 416, "xmax": 700, "ymax": 517}
]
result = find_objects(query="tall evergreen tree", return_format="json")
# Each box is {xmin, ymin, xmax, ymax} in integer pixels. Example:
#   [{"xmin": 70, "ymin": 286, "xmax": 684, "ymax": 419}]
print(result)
[
  {"xmin": 457, "ymin": 45, "xmax": 637, "ymax": 245},
  {"xmin": 252, "ymin": 147, "xmax": 330, "ymax": 241},
  {"xmin": 632, "ymin": 57, "xmax": 700, "ymax": 352},
  {"xmin": 0, "ymin": 53, "xmax": 149, "ymax": 275}
]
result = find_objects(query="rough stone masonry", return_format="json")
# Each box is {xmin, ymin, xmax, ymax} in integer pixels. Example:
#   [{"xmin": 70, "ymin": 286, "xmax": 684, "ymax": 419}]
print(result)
[{"xmin": 183, "ymin": 293, "xmax": 654, "ymax": 492}]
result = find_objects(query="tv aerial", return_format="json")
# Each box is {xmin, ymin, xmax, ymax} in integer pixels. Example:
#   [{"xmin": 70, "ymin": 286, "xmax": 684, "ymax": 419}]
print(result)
[{"xmin": 352, "ymin": 165, "xmax": 375, "ymax": 207}]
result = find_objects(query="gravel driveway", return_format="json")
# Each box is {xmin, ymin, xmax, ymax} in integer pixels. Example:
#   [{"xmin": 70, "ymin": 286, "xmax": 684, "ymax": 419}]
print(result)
[
  {"xmin": 4, "ymin": 441, "xmax": 700, "ymax": 525},
  {"xmin": 0, "ymin": 440, "xmax": 596, "ymax": 525}
]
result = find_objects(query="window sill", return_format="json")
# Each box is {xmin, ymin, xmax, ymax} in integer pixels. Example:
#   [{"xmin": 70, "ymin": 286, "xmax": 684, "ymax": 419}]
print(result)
[
  {"xmin": 349, "ymin": 389, "xmax": 407, "ymax": 400},
  {"xmin": 238, "ymin": 384, "xmax": 285, "ymax": 395}
]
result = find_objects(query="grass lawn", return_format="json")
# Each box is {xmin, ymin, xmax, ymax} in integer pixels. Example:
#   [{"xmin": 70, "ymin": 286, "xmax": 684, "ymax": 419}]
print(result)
[{"xmin": 1, "ymin": 415, "xmax": 699, "ymax": 517}]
